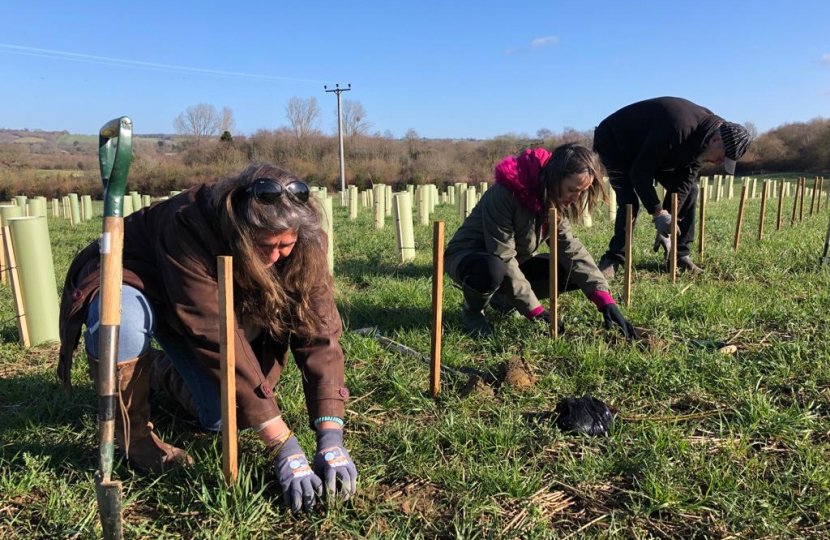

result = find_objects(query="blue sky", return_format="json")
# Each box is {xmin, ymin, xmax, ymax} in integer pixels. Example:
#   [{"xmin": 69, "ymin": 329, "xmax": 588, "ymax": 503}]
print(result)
[{"xmin": 1, "ymin": 0, "xmax": 828, "ymax": 139}]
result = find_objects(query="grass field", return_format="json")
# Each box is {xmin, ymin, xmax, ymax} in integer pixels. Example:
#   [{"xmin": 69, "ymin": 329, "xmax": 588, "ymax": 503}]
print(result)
[{"xmin": 1, "ymin": 179, "xmax": 829, "ymax": 539}]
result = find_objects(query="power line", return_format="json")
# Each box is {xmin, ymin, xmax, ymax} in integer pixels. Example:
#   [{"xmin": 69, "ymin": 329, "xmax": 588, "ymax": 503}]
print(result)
[{"xmin": 0, "ymin": 43, "xmax": 327, "ymax": 84}]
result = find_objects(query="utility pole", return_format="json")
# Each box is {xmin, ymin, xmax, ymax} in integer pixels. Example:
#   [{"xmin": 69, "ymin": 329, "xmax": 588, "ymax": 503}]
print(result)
[{"xmin": 324, "ymin": 83, "xmax": 351, "ymax": 204}]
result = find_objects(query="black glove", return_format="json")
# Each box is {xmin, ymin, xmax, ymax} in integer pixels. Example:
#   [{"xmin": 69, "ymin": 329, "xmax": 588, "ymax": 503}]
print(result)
[
  {"xmin": 599, "ymin": 304, "xmax": 638, "ymax": 339},
  {"xmin": 531, "ymin": 309, "xmax": 565, "ymax": 335}
]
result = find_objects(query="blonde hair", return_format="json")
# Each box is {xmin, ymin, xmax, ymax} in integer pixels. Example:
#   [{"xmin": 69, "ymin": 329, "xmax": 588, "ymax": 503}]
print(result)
[{"xmin": 540, "ymin": 143, "xmax": 607, "ymax": 223}]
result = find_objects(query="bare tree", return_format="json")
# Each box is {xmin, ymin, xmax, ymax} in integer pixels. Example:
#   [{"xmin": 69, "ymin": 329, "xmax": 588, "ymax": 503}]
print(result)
[
  {"xmin": 536, "ymin": 128, "xmax": 553, "ymax": 139},
  {"xmin": 340, "ymin": 99, "xmax": 372, "ymax": 137},
  {"xmin": 285, "ymin": 97, "xmax": 321, "ymax": 140},
  {"xmin": 743, "ymin": 121, "xmax": 759, "ymax": 143},
  {"xmin": 220, "ymin": 106, "xmax": 236, "ymax": 135},
  {"xmin": 173, "ymin": 103, "xmax": 234, "ymax": 141}
]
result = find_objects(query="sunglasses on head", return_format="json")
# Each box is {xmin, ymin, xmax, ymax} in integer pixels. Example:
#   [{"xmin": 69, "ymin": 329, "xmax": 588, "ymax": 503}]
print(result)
[{"xmin": 245, "ymin": 178, "xmax": 310, "ymax": 204}]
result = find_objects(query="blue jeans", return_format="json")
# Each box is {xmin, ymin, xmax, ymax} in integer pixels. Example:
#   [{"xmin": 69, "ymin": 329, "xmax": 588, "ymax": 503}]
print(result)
[{"xmin": 84, "ymin": 285, "xmax": 222, "ymax": 432}]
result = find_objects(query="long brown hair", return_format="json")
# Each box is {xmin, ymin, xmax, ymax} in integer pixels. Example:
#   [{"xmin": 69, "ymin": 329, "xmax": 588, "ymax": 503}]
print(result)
[
  {"xmin": 540, "ymin": 143, "xmax": 607, "ymax": 223},
  {"xmin": 211, "ymin": 163, "xmax": 331, "ymax": 338}
]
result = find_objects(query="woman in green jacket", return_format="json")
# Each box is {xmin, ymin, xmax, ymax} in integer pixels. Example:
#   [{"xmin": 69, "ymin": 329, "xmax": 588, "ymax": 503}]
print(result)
[{"xmin": 444, "ymin": 143, "xmax": 637, "ymax": 338}]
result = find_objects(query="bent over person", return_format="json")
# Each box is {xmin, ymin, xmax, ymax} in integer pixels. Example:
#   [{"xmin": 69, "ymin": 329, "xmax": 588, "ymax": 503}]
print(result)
[
  {"xmin": 444, "ymin": 143, "xmax": 637, "ymax": 339},
  {"xmin": 594, "ymin": 96, "xmax": 751, "ymax": 277},
  {"xmin": 57, "ymin": 163, "xmax": 357, "ymax": 513}
]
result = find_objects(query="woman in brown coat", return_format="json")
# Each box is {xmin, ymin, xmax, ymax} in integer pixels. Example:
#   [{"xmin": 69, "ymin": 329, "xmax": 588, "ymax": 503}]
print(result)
[{"xmin": 58, "ymin": 163, "xmax": 356, "ymax": 512}]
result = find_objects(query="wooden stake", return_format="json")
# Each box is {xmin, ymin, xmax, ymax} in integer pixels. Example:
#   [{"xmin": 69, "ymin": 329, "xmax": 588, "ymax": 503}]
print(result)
[
  {"xmin": 548, "ymin": 208, "xmax": 558, "ymax": 339},
  {"xmin": 776, "ymin": 179, "xmax": 785, "ymax": 230},
  {"xmin": 699, "ymin": 183, "xmax": 707, "ymax": 262},
  {"xmin": 810, "ymin": 177, "xmax": 818, "ymax": 216},
  {"xmin": 799, "ymin": 177, "xmax": 806, "ymax": 222},
  {"xmin": 429, "ymin": 221, "xmax": 444, "ymax": 398},
  {"xmin": 758, "ymin": 181, "xmax": 769, "ymax": 241},
  {"xmin": 817, "ymin": 177, "xmax": 823, "ymax": 213},
  {"xmin": 3, "ymin": 226, "xmax": 30, "ymax": 347},
  {"xmin": 623, "ymin": 204, "xmax": 633, "ymax": 307},
  {"xmin": 217, "ymin": 255, "xmax": 238, "ymax": 487},
  {"xmin": 734, "ymin": 185, "xmax": 749, "ymax": 252},
  {"xmin": 0, "ymin": 225, "xmax": 6, "ymax": 286},
  {"xmin": 669, "ymin": 193, "xmax": 678, "ymax": 284},
  {"xmin": 791, "ymin": 179, "xmax": 800, "ymax": 225}
]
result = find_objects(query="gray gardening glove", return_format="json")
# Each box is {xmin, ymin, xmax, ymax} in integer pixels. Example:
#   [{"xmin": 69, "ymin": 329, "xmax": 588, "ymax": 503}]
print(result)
[
  {"xmin": 653, "ymin": 210, "xmax": 675, "ymax": 237},
  {"xmin": 653, "ymin": 231, "xmax": 671, "ymax": 261},
  {"xmin": 274, "ymin": 435, "xmax": 322, "ymax": 513},
  {"xmin": 312, "ymin": 429, "xmax": 358, "ymax": 501}
]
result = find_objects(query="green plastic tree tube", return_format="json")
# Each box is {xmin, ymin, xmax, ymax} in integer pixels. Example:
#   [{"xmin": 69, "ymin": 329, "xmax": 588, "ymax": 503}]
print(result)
[
  {"xmin": 82, "ymin": 195, "xmax": 94, "ymax": 221},
  {"xmin": 15, "ymin": 195, "xmax": 27, "ymax": 208},
  {"xmin": 1, "ymin": 204, "xmax": 23, "ymax": 227},
  {"xmin": 37, "ymin": 197, "xmax": 48, "ymax": 217},
  {"xmin": 393, "ymin": 192, "xmax": 416, "ymax": 262},
  {"xmin": 68, "ymin": 193, "xmax": 81, "ymax": 225},
  {"xmin": 7, "ymin": 216, "xmax": 60, "ymax": 345},
  {"xmin": 130, "ymin": 191, "xmax": 141, "ymax": 211},
  {"xmin": 142, "ymin": 195, "xmax": 151, "ymax": 207},
  {"xmin": 417, "ymin": 186, "xmax": 429, "ymax": 225},
  {"xmin": 123, "ymin": 194, "xmax": 134, "ymax": 217},
  {"xmin": 385, "ymin": 185, "xmax": 392, "ymax": 217},
  {"xmin": 348, "ymin": 186, "xmax": 358, "ymax": 220},
  {"xmin": 26, "ymin": 199, "xmax": 45, "ymax": 218},
  {"xmin": 373, "ymin": 185, "xmax": 385, "ymax": 230},
  {"xmin": 312, "ymin": 191, "xmax": 334, "ymax": 274}
]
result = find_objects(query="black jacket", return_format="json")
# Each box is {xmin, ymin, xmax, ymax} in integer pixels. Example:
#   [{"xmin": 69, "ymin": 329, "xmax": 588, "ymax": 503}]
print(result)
[{"xmin": 593, "ymin": 97, "xmax": 722, "ymax": 214}]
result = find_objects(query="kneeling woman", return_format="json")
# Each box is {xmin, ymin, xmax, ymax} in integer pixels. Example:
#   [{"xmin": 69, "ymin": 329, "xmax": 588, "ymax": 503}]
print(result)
[
  {"xmin": 445, "ymin": 143, "xmax": 637, "ymax": 338},
  {"xmin": 58, "ymin": 164, "xmax": 356, "ymax": 513}
]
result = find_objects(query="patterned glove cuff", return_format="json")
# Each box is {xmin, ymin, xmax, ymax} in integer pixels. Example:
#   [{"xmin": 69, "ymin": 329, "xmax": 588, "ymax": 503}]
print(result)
[
  {"xmin": 316, "ymin": 428, "xmax": 345, "ymax": 449},
  {"xmin": 524, "ymin": 305, "xmax": 545, "ymax": 319},
  {"xmin": 589, "ymin": 290, "xmax": 616, "ymax": 310}
]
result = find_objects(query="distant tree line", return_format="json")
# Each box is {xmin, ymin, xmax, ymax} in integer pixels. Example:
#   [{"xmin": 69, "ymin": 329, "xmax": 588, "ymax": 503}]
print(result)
[{"xmin": 1, "ymin": 100, "xmax": 827, "ymax": 199}]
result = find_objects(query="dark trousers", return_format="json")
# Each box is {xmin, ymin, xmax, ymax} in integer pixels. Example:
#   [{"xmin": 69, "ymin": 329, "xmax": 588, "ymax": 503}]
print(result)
[
  {"xmin": 456, "ymin": 253, "xmax": 579, "ymax": 296},
  {"xmin": 604, "ymin": 180, "xmax": 698, "ymax": 263},
  {"xmin": 594, "ymin": 128, "xmax": 698, "ymax": 263}
]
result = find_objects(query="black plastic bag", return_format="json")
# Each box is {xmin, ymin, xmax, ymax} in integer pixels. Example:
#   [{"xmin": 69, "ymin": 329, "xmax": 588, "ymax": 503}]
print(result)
[{"xmin": 555, "ymin": 396, "xmax": 614, "ymax": 436}]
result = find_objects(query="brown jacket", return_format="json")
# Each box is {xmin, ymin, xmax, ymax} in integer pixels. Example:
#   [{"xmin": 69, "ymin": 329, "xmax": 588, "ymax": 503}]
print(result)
[{"xmin": 58, "ymin": 185, "xmax": 348, "ymax": 429}]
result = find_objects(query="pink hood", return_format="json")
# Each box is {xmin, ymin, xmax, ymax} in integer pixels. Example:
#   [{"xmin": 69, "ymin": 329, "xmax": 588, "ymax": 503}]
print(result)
[{"xmin": 493, "ymin": 148, "xmax": 552, "ymax": 214}]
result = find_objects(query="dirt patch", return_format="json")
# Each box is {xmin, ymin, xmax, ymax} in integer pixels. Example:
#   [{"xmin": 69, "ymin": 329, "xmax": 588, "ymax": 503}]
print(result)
[
  {"xmin": 499, "ymin": 487, "xmax": 575, "ymax": 535},
  {"xmin": 632, "ymin": 327, "xmax": 670, "ymax": 353},
  {"xmin": 371, "ymin": 477, "xmax": 448, "ymax": 521},
  {"xmin": 498, "ymin": 356, "xmax": 536, "ymax": 391},
  {"xmin": 459, "ymin": 374, "xmax": 495, "ymax": 399}
]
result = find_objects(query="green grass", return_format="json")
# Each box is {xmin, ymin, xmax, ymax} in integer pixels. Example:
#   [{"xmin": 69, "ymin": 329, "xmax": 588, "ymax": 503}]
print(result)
[{"xmin": 2, "ymin": 187, "xmax": 830, "ymax": 539}]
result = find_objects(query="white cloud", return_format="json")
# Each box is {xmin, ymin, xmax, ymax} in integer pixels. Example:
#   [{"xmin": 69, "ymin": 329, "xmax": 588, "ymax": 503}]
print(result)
[
  {"xmin": 506, "ymin": 36, "xmax": 560, "ymax": 56},
  {"xmin": 532, "ymin": 36, "xmax": 560, "ymax": 48},
  {"xmin": 822, "ymin": 54, "xmax": 830, "ymax": 65}
]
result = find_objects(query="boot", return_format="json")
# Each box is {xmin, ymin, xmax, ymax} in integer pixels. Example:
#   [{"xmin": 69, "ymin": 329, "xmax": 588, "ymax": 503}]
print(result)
[
  {"xmin": 489, "ymin": 283, "xmax": 522, "ymax": 319},
  {"xmin": 489, "ymin": 292, "xmax": 522, "ymax": 318},
  {"xmin": 460, "ymin": 280, "xmax": 496, "ymax": 336},
  {"xmin": 87, "ymin": 352, "xmax": 193, "ymax": 474},
  {"xmin": 677, "ymin": 256, "xmax": 704, "ymax": 276},
  {"xmin": 149, "ymin": 349, "xmax": 199, "ymax": 422}
]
